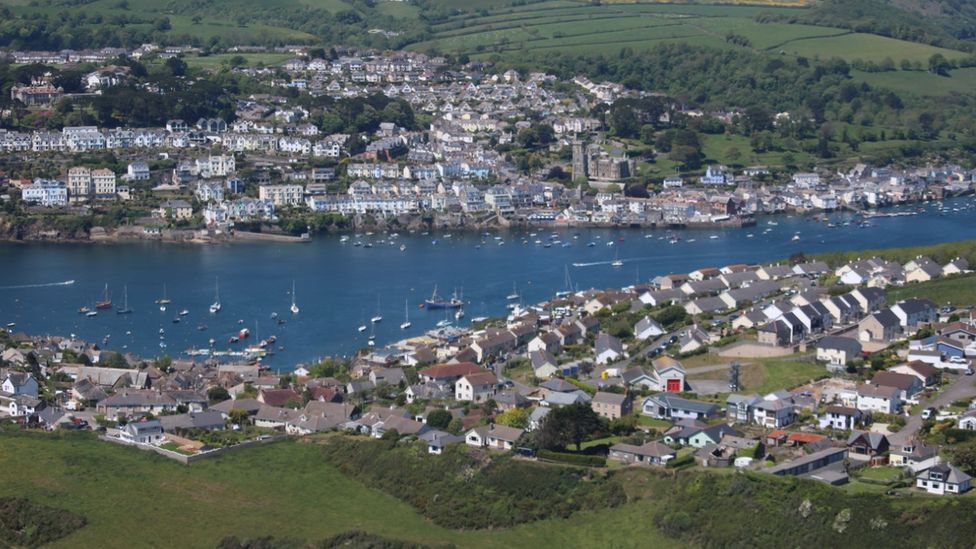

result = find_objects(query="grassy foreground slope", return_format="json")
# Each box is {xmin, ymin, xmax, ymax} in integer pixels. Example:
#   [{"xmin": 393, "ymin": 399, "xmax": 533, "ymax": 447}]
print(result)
[{"xmin": 0, "ymin": 432, "xmax": 680, "ymax": 549}]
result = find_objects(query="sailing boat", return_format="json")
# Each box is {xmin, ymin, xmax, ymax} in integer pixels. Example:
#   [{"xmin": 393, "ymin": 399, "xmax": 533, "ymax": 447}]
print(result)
[
  {"xmin": 95, "ymin": 284, "xmax": 113, "ymax": 309},
  {"xmin": 555, "ymin": 265, "xmax": 573, "ymax": 297},
  {"xmin": 506, "ymin": 282, "xmax": 520, "ymax": 301},
  {"xmin": 155, "ymin": 283, "xmax": 171, "ymax": 305},
  {"xmin": 116, "ymin": 285, "xmax": 132, "ymax": 314},
  {"xmin": 367, "ymin": 322, "xmax": 376, "ymax": 346},
  {"xmin": 290, "ymin": 281, "xmax": 300, "ymax": 315},
  {"xmin": 371, "ymin": 295, "xmax": 383, "ymax": 323},
  {"xmin": 400, "ymin": 299, "xmax": 411, "ymax": 330},
  {"xmin": 209, "ymin": 277, "xmax": 221, "ymax": 314},
  {"xmin": 611, "ymin": 251, "xmax": 623, "ymax": 268}
]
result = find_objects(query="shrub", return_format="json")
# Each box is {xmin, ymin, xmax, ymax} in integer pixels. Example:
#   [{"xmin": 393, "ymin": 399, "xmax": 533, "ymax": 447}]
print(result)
[{"xmin": 537, "ymin": 449, "xmax": 607, "ymax": 467}]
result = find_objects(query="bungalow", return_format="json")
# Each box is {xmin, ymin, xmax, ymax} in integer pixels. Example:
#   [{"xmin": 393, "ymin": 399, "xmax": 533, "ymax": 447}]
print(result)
[
  {"xmin": 957, "ymin": 410, "xmax": 976, "ymax": 430},
  {"xmin": 159, "ymin": 411, "xmax": 226, "ymax": 432},
  {"xmin": 621, "ymin": 367, "xmax": 658, "ymax": 389},
  {"xmin": 766, "ymin": 447, "xmax": 848, "ymax": 477},
  {"xmin": 634, "ymin": 316, "xmax": 664, "ymax": 340},
  {"xmin": 455, "ymin": 372, "xmax": 498, "ymax": 402},
  {"xmin": 642, "ymin": 394, "xmax": 718, "ymax": 420},
  {"xmin": 638, "ymin": 289, "xmax": 686, "ymax": 307},
  {"xmin": 684, "ymin": 296, "xmax": 728, "ymax": 316},
  {"xmin": 97, "ymin": 390, "xmax": 179, "ymax": 418},
  {"xmin": 591, "ymin": 391, "xmax": 631, "ymax": 420},
  {"xmin": 119, "ymin": 420, "xmax": 164, "ymax": 445},
  {"xmin": 595, "ymin": 333, "xmax": 625, "ymax": 365},
  {"xmin": 608, "ymin": 441, "xmax": 676, "ymax": 466},
  {"xmin": 890, "ymin": 361, "xmax": 941, "ymax": 387},
  {"xmin": 687, "ymin": 423, "xmax": 740, "ymax": 449},
  {"xmin": 916, "ymin": 463, "xmax": 971, "ymax": 495},
  {"xmin": 465, "ymin": 423, "xmax": 525, "ymax": 450},
  {"xmin": 419, "ymin": 430, "xmax": 465, "ymax": 455}
]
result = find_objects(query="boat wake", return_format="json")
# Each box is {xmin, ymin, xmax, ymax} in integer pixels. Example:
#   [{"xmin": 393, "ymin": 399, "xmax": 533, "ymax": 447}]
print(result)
[
  {"xmin": 572, "ymin": 261, "xmax": 613, "ymax": 267},
  {"xmin": 0, "ymin": 279, "xmax": 75, "ymax": 290}
]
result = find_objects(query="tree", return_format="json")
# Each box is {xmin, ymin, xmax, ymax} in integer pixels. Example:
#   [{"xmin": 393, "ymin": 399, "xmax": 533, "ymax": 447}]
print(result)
[
  {"xmin": 928, "ymin": 53, "xmax": 950, "ymax": 76},
  {"xmin": 165, "ymin": 57, "xmax": 187, "ymax": 77},
  {"xmin": 949, "ymin": 439, "xmax": 976, "ymax": 474},
  {"xmin": 426, "ymin": 409, "xmax": 453, "ymax": 430},
  {"xmin": 495, "ymin": 407, "xmax": 530, "ymax": 429},
  {"xmin": 228, "ymin": 409, "xmax": 249, "ymax": 426},
  {"xmin": 536, "ymin": 403, "xmax": 602, "ymax": 452},
  {"xmin": 208, "ymin": 386, "xmax": 231, "ymax": 403},
  {"xmin": 447, "ymin": 417, "xmax": 465, "ymax": 435}
]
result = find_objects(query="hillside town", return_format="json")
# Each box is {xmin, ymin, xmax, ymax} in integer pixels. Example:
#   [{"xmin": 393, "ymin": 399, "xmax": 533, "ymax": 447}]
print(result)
[
  {"xmin": 2, "ymin": 47, "xmax": 975, "ymax": 241},
  {"xmin": 3, "ymin": 241, "xmax": 976, "ymax": 494}
]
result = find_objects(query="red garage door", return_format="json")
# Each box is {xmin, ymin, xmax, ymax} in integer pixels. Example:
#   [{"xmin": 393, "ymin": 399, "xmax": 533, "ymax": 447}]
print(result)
[{"xmin": 667, "ymin": 379, "xmax": 681, "ymax": 392}]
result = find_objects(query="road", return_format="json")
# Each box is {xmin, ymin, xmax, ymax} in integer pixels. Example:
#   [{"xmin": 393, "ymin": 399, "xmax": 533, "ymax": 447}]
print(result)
[{"xmin": 889, "ymin": 372, "xmax": 976, "ymax": 445}]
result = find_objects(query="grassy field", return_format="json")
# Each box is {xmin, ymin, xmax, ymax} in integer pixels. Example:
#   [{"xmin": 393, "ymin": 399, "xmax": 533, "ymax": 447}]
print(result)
[
  {"xmin": 853, "ymin": 68, "xmax": 976, "ymax": 97},
  {"xmin": 0, "ymin": 432, "xmax": 683, "ymax": 549},
  {"xmin": 181, "ymin": 53, "xmax": 293, "ymax": 69},
  {"xmin": 888, "ymin": 273, "xmax": 976, "ymax": 307},
  {"xmin": 814, "ymin": 238, "xmax": 976, "ymax": 269},
  {"xmin": 686, "ymin": 354, "xmax": 825, "ymax": 394},
  {"xmin": 778, "ymin": 32, "xmax": 971, "ymax": 63},
  {"xmin": 407, "ymin": 0, "xmax": 972, "ymax": 69}
]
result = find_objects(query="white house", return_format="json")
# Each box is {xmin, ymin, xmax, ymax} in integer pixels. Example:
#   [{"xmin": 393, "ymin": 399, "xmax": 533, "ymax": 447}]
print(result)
[
  {"xmin": 916, "ymin": 464, "xmax": 972, "ymax": 495},
  {"xmin": 119, "ymin": 420, "xmax": 164, "ymax": 445},
  {"xmin": 454, "ymin": 372, "xmax": 498, "ymax": 403},
  {"xmin": 855, "ymin": 384, "xmax": 901, "ymax": 414},
  {"xmin": 634, "ymin": 316, "xmax": 664, "ymax": 341}
]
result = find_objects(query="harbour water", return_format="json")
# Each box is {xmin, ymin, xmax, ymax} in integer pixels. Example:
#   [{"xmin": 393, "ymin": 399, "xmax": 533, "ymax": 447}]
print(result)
[{"xmin": 1, "ymin": 198, "xmax": 975, "ymax": 367}]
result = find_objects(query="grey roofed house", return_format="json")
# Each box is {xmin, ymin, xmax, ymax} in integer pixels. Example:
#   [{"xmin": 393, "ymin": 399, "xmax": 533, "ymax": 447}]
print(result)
[
  {"xmin": 591, "ymin": 391, "xmax": 627, "ymax": 407},
  {"xmin": 682, "ymin": 279, "xmax": 727, "ymax": 296},
  {"xmin": 540, "ymin": 378, "xmax": 578, "ymax": 393},
  {"xmin": 370, "ymin": 367, "xmax": 406, "ymax": 386},
  {"xmin": 895, "ymin": 297, "xmax": 938, "ymax": 315},
  {"xmin": 872, "ymin": 308, "xmax": 902, "ymax": 328},
  {"xmin": 758, "ymin": 264, "xmax": 796, "ymax": 280},
  {"xmin": 765, "ymin": 446, "xmax": 848, "ymax": 476},
  {"xmin": 817, "ymin": 336, "xmax": 862, "ymax": 356},
  {"xmin": 609, "ymin": 440, "xmax": 676, "ymax": 463},
  {"xmin": 210, "ymin": 398, "xmax": 263, "ymax": 416},
  {"xmin": 528, "ymin": 406, "xmax": 550, "ymax": 430},
  {"xmin": 634, "ymin": 316, "xmax": 664, "ymax": 339},
  {"xmin": 595, "ymin": 333, "xmax": 624, "ymax": 355},
  {"xmin": 530, "ymin": 349, "xmax": 558, "ymax": 371},
  {"xmin": 418, "ymin": 429, "xmax": 464, "ymax": 450},
  {"xmin": 159, "ymin": 411, "xmax": 226, "ymax": 432},
  {"xmin": 793, "ymin": 261, "xmax": 830, "ymax": 276},
  {"xmin": 544, "ymin": 390, "xmax": 591, "ymax": 407},
  {"xmin": 720, "ymin": 271, "xmax": 760, "ymax": 288},
  {"xmin": 689, "ymin": 296, "xmax": 729, "ymax": 314},
  {"xmin": 495, "ymin": 390, "xmax": 530, "ymax": 409},
  {"xmin": 60, "ymin": 365, "xmax": 149, "ymax": 389},
  {"xmin": 405, "ymin": 384, "xmax": 450, "ymax": 401},
  {"xmin": 847, "ymin": 430, "xmax": 888, "ymax": 453},
  {"xmin": 374, "ymin": 414, "xmax": 429, "ymax": 437},
  {"xmin": 622, "ymin": 366, "xmax": 657, "ymax": 387},
  {"xmin": 72, "ymin": 378, "xmax": 107, "ymax": 402}
]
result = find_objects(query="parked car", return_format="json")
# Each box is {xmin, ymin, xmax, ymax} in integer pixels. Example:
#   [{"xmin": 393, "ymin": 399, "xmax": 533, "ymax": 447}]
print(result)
[{"xmin": 921, "ymin": 407, "xmax": 937, "ymax": 420}]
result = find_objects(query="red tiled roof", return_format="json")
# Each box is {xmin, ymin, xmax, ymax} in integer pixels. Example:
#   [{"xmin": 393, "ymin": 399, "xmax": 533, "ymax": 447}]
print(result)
[{"xmin": 419, "ymin": 362, "xmax": 482, "ymax": 379}]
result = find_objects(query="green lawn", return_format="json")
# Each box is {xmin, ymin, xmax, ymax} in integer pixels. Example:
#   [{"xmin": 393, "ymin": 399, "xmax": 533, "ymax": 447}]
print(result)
[
  {"xmin": 0, "ymin": 431, "xmax": 684, "ymax": 549},
  {"xmin": 857, "ymin": 466, "xmax": 903, "ymax": 483},
  {"xmin": 686, "ymin": 354, "xmax": 825, "ymax": 394}
]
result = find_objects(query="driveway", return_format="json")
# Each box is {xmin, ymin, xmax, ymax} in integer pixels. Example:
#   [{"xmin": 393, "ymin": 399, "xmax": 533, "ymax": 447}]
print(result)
[{"xmin": 889, "ymin": 373, "xmax": 976, "ymax": 446}]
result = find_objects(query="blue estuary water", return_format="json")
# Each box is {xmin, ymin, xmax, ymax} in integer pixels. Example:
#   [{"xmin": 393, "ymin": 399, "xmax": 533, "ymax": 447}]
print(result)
[{"xmin": 1, "ymin": 197, "xmax": 975, "ymax": 367}]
